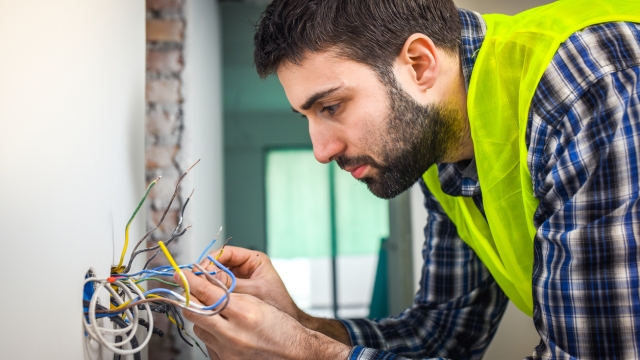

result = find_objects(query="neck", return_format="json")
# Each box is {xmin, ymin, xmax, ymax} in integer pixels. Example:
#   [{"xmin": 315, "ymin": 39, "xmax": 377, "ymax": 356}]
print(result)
[{"xmin": 440, "ymin": 55, "xmax": 474, "ymax": 162}]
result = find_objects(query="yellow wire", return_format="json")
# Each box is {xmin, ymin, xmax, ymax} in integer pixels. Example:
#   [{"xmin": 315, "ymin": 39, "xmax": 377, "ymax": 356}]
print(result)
[
  {"xmin": 210, "ymin": 242, "xmax": 228, "ymax": 264},
  {"xmin": 112, "ymin": 293, "xmax": 163, "ymax": 311},
  {"xmin": 113, "ymin": 299, "xmax": 132, "ymax": 310},
  {"xmin": 135, "ymin": 282, "xmax": 147, "ymax": 293},
  {"xmin": 158, "ymin": 241, "xmax": 190, "ymax": 307}
]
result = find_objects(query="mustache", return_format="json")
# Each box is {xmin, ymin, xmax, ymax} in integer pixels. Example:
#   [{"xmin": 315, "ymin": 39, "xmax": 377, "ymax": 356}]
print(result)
[{"xmin": 335, "ymin": 154, "xmax": 383, "ymax": 171}]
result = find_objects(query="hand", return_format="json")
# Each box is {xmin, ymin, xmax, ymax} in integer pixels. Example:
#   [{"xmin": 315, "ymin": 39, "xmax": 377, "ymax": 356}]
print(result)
[
  {"xmin": 178, "ymin": 270, "xmax": 351, "ymax": 360},
  {"xmin": 202, "ymin": 246, "xmax": 303, "ymax": 321}
]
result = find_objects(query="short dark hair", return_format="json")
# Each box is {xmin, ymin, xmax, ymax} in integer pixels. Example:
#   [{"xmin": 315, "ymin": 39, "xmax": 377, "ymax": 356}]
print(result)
[{"xmin": 254, "ymin": 0, "xmax": 461, "ymax": 80}]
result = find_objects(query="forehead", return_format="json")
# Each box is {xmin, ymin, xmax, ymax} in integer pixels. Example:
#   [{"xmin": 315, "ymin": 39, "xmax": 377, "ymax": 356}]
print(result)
[{"xmin": 276, "ymin": 51, "xmax": 383, "ymax": 109}]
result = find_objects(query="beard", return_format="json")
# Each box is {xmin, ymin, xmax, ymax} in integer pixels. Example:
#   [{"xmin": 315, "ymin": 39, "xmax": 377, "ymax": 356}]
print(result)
[{"xmin": 336, "ymin": 77, "xmax": 466, "ymax": 199}]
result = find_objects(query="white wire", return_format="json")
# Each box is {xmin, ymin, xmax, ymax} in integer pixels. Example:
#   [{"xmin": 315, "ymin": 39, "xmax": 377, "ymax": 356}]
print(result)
[
  {"xmin": 89, "ymin": 280, "xmax": 139, "ymax": 346},
  {"xmin": 86, "ymin": 280, "xmax": 137, "ymax": 348},
  {"xmin": 86, "ymin": 279, "xmax": 153, "ymax": 355},
  {"xmin": 83, "ymin": 278, "xmax": 134, "ymax": 341},
  {"xmin": 84, "ymin": 279, "xmax": 154, "ymax": 356},
  {"xmin": 83, "ymin": 263, "xmax": 230, "ymax": 355},
  {"xmin": 87, "ymin": 279, "xmax": 136, "ymax": 337}
]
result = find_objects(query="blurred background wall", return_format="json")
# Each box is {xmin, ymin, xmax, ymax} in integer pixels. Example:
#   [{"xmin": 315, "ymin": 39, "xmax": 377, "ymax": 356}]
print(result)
[
  {"xmin": 0, "ymin": 0, "xmax": 145, "ymax": 358},
  {"xmin": 0, "ymin": 0, "xmax": 224, "ymax": 358},
  {"xmin": 142, "ymin": 1, "xmax": 224, "ymax": 357}
]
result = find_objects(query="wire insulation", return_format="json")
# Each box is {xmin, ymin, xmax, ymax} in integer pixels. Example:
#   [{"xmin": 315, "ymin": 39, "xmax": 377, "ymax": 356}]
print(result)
[
  {"xmin": 115, "ymin": 177, "xmax": 160, "ymax": 272},
  {"xmin": 158, "ymin": 241, "xmax": 190, "ymax": 306},
  {"xmin": 84, "ymin": 159, "xmax": 232, "ymax": 358}
]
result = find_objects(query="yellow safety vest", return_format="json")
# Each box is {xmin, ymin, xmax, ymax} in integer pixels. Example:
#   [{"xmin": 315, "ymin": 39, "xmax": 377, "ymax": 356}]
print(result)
[{"xmin": 423, "ymin": 0, "xmax": 640, "ymax": 316}]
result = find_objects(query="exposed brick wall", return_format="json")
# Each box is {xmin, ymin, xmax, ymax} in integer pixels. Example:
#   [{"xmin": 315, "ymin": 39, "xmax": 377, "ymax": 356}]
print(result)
[{"xmin": 145, "ymin": 0, "xmax": 191, "ymax": 358}]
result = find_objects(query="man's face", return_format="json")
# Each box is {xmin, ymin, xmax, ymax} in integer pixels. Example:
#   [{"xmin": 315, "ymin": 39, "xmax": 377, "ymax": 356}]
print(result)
[{"xmin": 277, "ymin": 51, "xmax": 464, "ymax": 199}]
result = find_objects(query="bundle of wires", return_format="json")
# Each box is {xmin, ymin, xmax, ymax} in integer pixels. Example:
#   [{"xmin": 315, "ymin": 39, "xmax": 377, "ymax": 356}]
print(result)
[{"xmin": 83, "ymin": 160, "xmax": 235, "ymax": 358}]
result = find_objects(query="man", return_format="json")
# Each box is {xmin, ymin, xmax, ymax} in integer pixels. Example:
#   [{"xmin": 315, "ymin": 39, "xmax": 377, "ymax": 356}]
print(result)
[{"xmin": 177, "ymin": 0, "xmax": 640, "ymax": 358}]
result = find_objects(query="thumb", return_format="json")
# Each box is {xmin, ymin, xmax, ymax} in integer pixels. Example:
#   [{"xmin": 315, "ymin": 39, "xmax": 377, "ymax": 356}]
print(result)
[{"xmin": 173, "ymin": 271, "xmax": 185, "ymax": 286}]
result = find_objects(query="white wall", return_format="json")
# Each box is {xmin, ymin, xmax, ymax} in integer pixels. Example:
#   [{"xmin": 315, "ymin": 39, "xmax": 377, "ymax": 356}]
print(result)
[
  {"xmin": 0, "ymin": 0, "xmax": 145, "ymax": 358},
  {"xmin": 184, "ymin": 0, "xmax": 224, "ymax": 259},
  {"xmin": 183, "ymin": 1, "xmax": 224, "ymax": 359}
]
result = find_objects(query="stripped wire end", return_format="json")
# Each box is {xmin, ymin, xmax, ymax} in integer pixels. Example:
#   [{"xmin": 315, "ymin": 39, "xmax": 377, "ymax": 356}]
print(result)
[{"xmin": 214, "ymin": 237, "xmax": 232, "ymax": 262}]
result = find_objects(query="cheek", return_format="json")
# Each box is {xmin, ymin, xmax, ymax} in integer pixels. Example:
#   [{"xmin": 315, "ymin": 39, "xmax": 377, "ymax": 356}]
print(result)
[
  {"xmin": 360, "ymin": 93, "xmax": 390, "ymax": 128},
  {"xmin": 357, "ymin": 110, "xmax": 389, "ymax": 151}
]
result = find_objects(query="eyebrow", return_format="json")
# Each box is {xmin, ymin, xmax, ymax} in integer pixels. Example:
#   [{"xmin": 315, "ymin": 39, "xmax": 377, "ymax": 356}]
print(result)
[{"xmin": 292, "ymin": 86, "xmax": 342, "ymax": 113}]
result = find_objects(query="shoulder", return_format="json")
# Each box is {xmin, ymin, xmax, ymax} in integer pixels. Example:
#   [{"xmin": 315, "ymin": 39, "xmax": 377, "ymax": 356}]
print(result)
[
  {"xmin": 531, "ymin": 22, "xmax": 640, "ymax": 129},
  {"xmin": 528, "ymin": 21, "xmax": 640, "ymax": 195}
]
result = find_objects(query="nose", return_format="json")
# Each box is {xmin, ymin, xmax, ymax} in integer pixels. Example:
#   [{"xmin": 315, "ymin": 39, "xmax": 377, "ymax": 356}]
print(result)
[{"xmin": 308, "ymin": 118, "xmax": 345, "ymax": 164}]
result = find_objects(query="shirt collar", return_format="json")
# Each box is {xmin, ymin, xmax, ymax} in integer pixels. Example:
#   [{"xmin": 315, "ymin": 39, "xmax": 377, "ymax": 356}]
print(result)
[
  {"xmin": 458, "ymin": 8, "xmax": 487, "ymax": 91},
  {"xmin": 434, "ymin": 9, "xmax": 486, "ymax": 197}
]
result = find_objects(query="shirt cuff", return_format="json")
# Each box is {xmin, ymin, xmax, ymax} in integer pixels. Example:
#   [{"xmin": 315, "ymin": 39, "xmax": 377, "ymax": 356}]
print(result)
[
  {"xmin": 348, "ymin": 346, "xmax": 403, "ymax": 360},
  {"xmin": 348, "ymin": 346, "xmax": 448, "ymax": 360},
  {"xmin": 340, "ymin": 318, "xmax": 387, "ymax": 350}
]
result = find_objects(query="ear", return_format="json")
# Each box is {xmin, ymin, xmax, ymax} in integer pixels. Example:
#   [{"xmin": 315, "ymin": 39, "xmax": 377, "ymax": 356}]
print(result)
[{"xmin": 395, "ymin": 33, "xmax": 438, "ymax": 92}]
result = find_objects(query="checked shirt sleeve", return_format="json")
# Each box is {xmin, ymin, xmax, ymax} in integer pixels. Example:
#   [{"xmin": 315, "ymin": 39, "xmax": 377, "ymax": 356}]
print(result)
[
  {"xmin": 527, "ymin": 23, "xmax": 640, "ymax": 359},
  {"xmin": 340, "ymin": 180, "xmax": 508, "ymax": 360}
]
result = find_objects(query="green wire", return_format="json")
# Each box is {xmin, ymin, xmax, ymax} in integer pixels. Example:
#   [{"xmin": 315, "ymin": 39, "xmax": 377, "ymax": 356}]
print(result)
[
  {"xmin": 115, "ymin": 177, "xmax": 160, "ymax": 271},
  {"xmin": 193, "ymin": 338, "xmax": 208, "ymax": 358}
]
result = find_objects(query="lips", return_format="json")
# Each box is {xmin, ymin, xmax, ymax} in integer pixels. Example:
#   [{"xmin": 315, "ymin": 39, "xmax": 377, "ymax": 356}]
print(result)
[{"xmin": 347, "ymin": 164, "xmax": 368, "ymax": 179}]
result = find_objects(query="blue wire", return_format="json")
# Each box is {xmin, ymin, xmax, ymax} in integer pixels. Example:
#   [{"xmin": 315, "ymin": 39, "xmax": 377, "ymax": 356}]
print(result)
[
  {"xmin": 197, "ymin": 238, "xmax": 217, "ymax": 263},
  {"xmin": 143, "ymin": 257, "xmax": 236, "ymax": 311},
  {"xmin": 91, "ymin": 236, "xmax": 237, "ymax": 317},
  {"xmin": 208, "ymin": 256, "xmax": 236, "ymax": 293},
  {"xmin": 199, "ymin": 256, "xmax": 236, "ymax": 310},
  {"xmin": 118, "ymin": 265, "xmax": 217, "ymax": 278}
]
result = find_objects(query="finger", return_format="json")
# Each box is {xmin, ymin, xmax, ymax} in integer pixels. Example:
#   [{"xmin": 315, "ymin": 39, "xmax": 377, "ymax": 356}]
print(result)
[
  {"xmin": 211, "ymin": 246, "xmax": 271, "ymax": 278},
  {"xmin": 177, "ymin": 270, "xmax": 230, "ymax": 308},
  {"xmin": 190, "ymin": 262, "xmax": 238, "ymax": 295},
  {"xmin": 183, "ymin": 303, "xmax": 227, "ymax": 327},
  {"xmin": 192, "ymin": 325, "xmax": 224, "ymax": 360},
  {"xmin": 206, "ymin": 346, "xmax": 220, "ymax": 360},
  {"xmin": 180, "ymin": 289, "xmax": 204, "ymax": 305},
  {"xmin": 205, "ymin": 273, "xmax": 259, "ymax": 296},
  {"xmin": 193, "ymin": 324, "xmax": 219, "ymax": 348},
  {"xmin": 192, "ymin": 264, "xmax": 260, "ymax": 299}
]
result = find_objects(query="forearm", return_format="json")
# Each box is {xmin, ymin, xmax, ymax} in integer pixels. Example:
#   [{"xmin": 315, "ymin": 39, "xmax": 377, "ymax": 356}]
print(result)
[
  {"xmin": 301, "ymin": 325, "xmax": 352, "ymax": 359},
  {"xmin": 298, "ymin": 311, "xmax": 352, "ymax": 346}
]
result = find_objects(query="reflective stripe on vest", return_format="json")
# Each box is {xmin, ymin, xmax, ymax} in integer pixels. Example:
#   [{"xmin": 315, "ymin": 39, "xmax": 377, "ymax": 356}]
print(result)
[{"xmin": 423, "ymin": 0, "xmax": 640, "ymax": 316}]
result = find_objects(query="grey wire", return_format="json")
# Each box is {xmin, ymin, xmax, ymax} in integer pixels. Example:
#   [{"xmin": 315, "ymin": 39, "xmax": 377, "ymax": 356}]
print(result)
[
  {"xmin": 190, "ymin": 263, "xmax": 231, "ymax": 315},
  {"xmin": 124, "ymin": 188, "xmax": 195, "ymax": 273},
  {"xmin": 127, "ymin": 160, "xmax": 200, "ymax": 269},
  {"xmin": 125, "ymin": 226, "xmax": 190, "ymax": 272}
]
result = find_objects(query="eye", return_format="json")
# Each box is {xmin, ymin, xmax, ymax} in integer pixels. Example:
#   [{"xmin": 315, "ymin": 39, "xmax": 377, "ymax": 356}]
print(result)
[{"xmin": 320, "ymin": 104, "xmax": 340, "ymax": 116}]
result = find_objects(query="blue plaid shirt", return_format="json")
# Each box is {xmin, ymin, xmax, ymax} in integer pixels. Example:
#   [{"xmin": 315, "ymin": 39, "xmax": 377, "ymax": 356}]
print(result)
[{"xmin": 342, "ymin": 9, "xmax": 640, "ymax": 360}]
